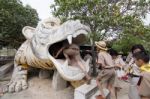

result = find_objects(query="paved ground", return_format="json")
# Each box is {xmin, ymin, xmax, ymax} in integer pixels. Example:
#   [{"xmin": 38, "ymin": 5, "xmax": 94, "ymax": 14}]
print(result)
[
  {"xmin": 0, "ymin": 77, "xmax": 74, "ymax": 99},
  {"xmin": 0, "ymin": 74, "xmax": 129, "ymax": 99},
  {"xmin": 117, "ymin": 81, "xmax": 129, "ymax": 99}
]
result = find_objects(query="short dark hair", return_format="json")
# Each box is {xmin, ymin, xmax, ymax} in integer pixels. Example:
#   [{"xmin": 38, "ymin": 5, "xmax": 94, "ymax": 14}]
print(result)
[
  {"xmin": 108, "ymin": 49, "xmax": 118, "ymax": 56},
  {"xmin": 131, "ymin": 44, "xmax": 145, "ymax": 53},
  {"xmin": 133, "ymin": 51, "xmax": 150, "ymax": 63}
]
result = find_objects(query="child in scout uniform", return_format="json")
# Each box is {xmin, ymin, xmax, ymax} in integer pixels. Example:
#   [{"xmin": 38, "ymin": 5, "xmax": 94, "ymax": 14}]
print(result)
[
  {"xmin": 109, "ymin": 49, "xmax": 126, "ymax": 98},
  {"xmin": 95, "ymin": 41, "xmax": 116, "ymax": 99},
  {"xmin": 126, "ymin": 44, "xmax": 146, "ymax": 99},
  {"xmin": 133, "ymin": 51, "xmax": 150, "ymax": 99}
]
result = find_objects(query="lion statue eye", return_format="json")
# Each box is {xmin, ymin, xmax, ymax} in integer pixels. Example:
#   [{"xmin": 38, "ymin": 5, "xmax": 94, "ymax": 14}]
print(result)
[
  {"xmin": 51, "ymin": 22, "xmax": 55, "ymax": 26},
  {"xmin": 42, "ymin": 22, "xmax": 56, "ymax": 29}
]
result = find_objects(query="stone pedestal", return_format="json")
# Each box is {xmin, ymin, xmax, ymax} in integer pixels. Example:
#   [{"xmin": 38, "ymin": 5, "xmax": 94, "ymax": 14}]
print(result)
[
  {"xmin": 74, "ymin": 79, "xmax": 110, "ymax": 99},
  {"xmin": 39, "ymin": 69, "xmax": 52, "ymax": 79},
  {"xmin": 52, "ymin": 70, "xmax": 67, "ymax": 91},
  {"xmin": 0, "ymin": 62, "xmax": 13, "ymax": 78}
]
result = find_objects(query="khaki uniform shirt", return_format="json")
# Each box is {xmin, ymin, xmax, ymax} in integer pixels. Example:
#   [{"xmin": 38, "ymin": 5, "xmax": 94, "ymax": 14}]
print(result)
[
  {"xmin": 97, "ymin": 51, "xmax": 115, "ymax": 85},
  {"xmin": 97, "ymin": 51, "xmax": 114, "ymax": 68},
  {"xmin": 139, "ymin": 72, "xmax": 150, "ymax": 97},
  {"xmin": 114, "ymin": 55, "xmax": 126, "ymax": 67}
]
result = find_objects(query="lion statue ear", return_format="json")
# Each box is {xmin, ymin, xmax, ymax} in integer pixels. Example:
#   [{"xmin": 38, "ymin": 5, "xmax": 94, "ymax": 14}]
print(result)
[{"xmin": 22, "ymin": 26, "xmax": 35, "ymax": 40}]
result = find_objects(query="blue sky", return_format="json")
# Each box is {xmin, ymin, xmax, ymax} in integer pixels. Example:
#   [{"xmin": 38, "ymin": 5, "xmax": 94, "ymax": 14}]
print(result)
[{"xmin": 20, "ymin": 0, "xmax": 150, "ymax": 25}]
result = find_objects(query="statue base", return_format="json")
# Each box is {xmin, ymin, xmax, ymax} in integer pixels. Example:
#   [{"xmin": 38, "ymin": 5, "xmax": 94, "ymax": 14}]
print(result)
[{"xmin": 74, "ymin": 79, "xmax": 110, "ymax": 99}]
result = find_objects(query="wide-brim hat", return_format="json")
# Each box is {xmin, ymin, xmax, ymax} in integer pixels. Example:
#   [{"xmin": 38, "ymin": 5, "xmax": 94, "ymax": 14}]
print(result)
[{"xmin": 95, "ymin": 41, "xmax": 108, "ymax": 51}]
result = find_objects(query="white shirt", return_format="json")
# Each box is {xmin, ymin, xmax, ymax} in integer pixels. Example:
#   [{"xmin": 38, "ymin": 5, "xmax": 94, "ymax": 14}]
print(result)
[{"xmin": 114, "ymin": 55, "xmax": 126, "ymax": 67}]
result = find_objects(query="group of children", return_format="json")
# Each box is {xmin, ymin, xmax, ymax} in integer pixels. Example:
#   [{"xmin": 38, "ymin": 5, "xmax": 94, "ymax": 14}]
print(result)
[{"xmin": 94, "ymin": 41, "xmax": 150, "ymax": 99}]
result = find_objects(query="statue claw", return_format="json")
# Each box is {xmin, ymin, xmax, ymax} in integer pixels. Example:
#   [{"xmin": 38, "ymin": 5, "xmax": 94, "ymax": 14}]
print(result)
[
  {"xmin": 5, "ymin": 79, "xmax": 28, "ymax": 93},
  {"xmin": 5, "ymin": 66, "xmax": 28, "ymax": 93}
]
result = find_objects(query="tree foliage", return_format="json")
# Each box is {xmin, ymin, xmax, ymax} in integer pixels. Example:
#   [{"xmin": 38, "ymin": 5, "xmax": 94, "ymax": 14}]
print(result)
[
  {"xmin": 113, "ymin": 27, "xmax": 150, "ymax": 53},
  {"xmin": 51, "ymin": 0, "xmax": 150, "ymax": 52},
  {"xmin": 0, "ymin": 0, "xmax": 39, "ymax": 48}
]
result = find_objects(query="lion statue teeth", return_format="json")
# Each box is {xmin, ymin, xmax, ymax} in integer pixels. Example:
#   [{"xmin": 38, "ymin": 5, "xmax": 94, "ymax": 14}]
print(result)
[{"xmin": 4, "ymin": 17, "xmax": 91, "ymax": 93}]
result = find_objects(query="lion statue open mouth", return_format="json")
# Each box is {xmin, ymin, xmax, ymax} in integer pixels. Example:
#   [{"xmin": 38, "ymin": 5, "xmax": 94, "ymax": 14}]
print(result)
[{"xmin": 4, "ymin": 17, "xmax": 91, "ymax": 93}]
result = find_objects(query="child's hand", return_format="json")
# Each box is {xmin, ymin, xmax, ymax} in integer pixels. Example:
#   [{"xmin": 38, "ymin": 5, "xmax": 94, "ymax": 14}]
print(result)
[{"xmin": 116, "ymin": 64, "xmax": 122, "ymax": 68}]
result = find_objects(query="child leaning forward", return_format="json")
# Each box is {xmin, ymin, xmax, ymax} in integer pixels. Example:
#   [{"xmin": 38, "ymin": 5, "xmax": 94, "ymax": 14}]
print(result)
[{"xmin": 133, "ymin": 51, "xmax": 150, "ymax": 99}]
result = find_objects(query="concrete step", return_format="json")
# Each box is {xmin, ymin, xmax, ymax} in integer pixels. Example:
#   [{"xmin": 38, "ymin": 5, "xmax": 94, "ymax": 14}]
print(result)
[
  {"xmin": 0, "ymin": 62, "xmax": 13, "ymax": 78},
  {"xmin": 74, "ymin": 79, "xmax": 110, "ymax": 99}
]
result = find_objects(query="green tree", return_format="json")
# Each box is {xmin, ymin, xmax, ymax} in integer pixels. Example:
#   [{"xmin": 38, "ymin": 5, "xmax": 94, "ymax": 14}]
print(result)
[
  {"xmin": 51, "ymin": 0, "xmax": 150, "ymax": 52},
  {"xmin": 0, "ymin": 0, "xmax": 39, "ymax": 48},
  {"xmin": 112, "ymin": 26, "xmax": 150, "ymax": 53}
]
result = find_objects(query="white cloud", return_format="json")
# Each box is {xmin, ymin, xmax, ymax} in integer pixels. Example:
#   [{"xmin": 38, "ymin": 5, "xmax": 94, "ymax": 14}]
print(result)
[
  {"xmin": 142, "ymin": 13, "xmax": 150, "ymax": 25},
  {"xmin": 20, "ymin": 0, "xmax": 54, "ymax": 20}
]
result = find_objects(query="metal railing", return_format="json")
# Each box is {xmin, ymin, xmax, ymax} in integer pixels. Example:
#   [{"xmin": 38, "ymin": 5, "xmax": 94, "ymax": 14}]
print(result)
[{"xmin": 0, "ymin": 48, "xmax": 16, "ymax": 66}]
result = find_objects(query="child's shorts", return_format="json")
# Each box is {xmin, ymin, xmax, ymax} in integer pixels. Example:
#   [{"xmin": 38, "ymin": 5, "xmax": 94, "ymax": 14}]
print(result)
[{"xmin": 97, "ymin": 68, "xmax": 116, "ymax": 85}]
